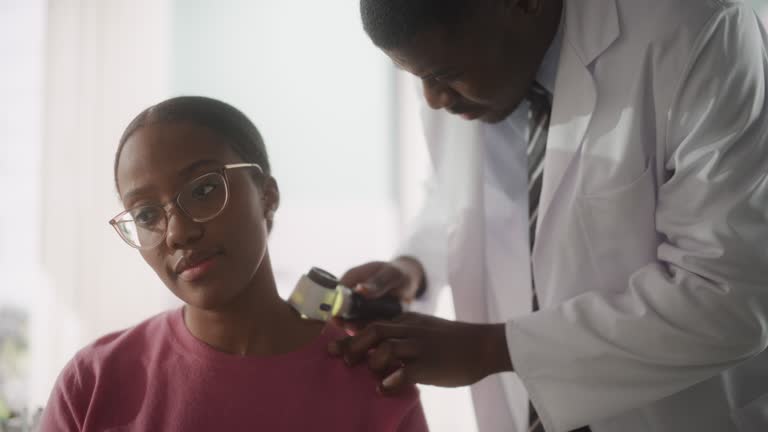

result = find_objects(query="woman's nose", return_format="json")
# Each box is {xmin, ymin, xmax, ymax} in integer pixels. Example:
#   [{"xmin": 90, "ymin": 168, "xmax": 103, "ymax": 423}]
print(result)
[
  {"xmin": 165, "ymin": 207, "xmax": 203, "ymax": 249},
  {"xmin": 422, "ymin": 80, "xmax": 457, "ymax": 110}
]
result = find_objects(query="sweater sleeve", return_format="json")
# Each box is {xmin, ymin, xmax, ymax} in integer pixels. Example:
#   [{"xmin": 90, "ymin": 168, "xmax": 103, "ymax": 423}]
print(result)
[
  {"xmin": 396, "ymin": 400, "xmax": 429, "ymax": 432},
  {"xmin": 39, "ymin": 358, "xmax": 89, "ymax": 432}
]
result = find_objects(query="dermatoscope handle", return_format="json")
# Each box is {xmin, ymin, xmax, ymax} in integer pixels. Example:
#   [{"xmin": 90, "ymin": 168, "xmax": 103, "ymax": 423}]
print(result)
[{"xmin": 346, "ymin": 292, "xmax": 403, "ymax": 321}]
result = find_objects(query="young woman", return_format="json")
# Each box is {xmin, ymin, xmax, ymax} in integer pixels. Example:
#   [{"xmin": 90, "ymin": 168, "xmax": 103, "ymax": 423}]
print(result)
[{"xmin": 40, "ymin": 96, "xmax": 428, "ymax": 431}]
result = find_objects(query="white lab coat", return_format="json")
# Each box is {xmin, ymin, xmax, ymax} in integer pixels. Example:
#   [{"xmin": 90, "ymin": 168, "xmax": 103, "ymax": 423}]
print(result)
[{"xmin": 400, "ymin": 1, "xmax": 768, "ymax": 431}]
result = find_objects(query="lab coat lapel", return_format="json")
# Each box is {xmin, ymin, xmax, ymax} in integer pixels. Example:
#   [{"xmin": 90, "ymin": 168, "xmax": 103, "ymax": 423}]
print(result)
[{"xmin": 536, "ymin": 0, "xmax": 619, "ymax": 231}]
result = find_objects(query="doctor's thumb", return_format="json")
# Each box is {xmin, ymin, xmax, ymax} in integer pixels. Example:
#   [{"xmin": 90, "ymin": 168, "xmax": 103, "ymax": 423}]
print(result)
[{"xmin": 340, "ymin": 261, "xmax": 384, "ymax": 287}]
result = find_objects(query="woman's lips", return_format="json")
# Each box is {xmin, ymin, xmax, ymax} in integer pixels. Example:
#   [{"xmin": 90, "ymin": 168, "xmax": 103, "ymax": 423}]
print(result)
[{"xmin": 178, "ymin": 255, "xmax": 219, "ymax": 282}]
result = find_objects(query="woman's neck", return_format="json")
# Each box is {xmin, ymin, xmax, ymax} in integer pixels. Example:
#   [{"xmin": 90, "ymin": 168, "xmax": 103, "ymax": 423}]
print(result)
[{"xmin": 183, "ymin": 254, "xmax": 324, "ymax": 356}]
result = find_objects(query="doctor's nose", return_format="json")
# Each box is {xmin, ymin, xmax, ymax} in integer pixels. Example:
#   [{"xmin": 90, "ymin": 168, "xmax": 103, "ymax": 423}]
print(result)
[{"xmin": 422, "ymin": 80, "xmax": 458, "ymax": 110}]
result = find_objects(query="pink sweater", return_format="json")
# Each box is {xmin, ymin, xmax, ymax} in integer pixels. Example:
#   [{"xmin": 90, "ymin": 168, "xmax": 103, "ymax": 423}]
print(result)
[{"xmin": 40, "ymin": 308, "xmax": 428, "ymax": 431}]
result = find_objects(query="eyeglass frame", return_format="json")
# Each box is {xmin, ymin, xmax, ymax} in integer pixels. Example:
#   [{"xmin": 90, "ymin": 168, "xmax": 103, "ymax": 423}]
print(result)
[{"xmin": 108, "ymin": 163, "xmax": 264, "ymax": 249}]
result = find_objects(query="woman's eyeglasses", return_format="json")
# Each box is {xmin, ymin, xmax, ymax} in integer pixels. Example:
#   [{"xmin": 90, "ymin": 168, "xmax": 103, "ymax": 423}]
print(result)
[{"xmin": 109, "ymin": 163, "xmax": 263, "ymax": 249}]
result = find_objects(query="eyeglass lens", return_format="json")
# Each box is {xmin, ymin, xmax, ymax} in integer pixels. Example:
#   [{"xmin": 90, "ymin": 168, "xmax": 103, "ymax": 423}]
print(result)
[{"xmin": 114, "ymin": 172, "xmax": 228, "ymax": 248}]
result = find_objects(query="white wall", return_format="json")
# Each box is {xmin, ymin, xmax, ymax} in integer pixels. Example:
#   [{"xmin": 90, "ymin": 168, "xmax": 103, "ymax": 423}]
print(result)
[{"xmin": 0, "ymin": 0, "xmax": 47, "ymax": 412}]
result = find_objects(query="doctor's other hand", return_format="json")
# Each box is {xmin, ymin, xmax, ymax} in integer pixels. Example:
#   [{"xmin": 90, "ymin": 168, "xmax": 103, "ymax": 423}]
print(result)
[
  {"xmin": 328, "ymin": 313, "xmax": 513, "ymax": 393},
  {"xmin": 340, "ymin": 256, "xmax": 425, "ymax": 302}
]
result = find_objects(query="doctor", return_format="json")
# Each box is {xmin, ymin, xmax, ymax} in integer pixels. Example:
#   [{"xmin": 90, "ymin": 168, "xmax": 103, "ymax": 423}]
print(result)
[{"xmin": 329, "ymin": 0, "xmax": 768, "ymax": 431}]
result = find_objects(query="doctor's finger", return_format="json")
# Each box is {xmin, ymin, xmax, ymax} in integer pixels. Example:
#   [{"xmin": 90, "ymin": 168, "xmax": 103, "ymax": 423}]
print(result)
[
  {"xmin": 340, "ymin": 323, "xmax": 412, "ymax": 364},
  {"xmin": 367, "ymin": 339, "xmax": 420, "ymax": 373},
  {"xmin": 340, "ymin": 262, "xmax": 384, "ymax": 287},
  {"xmin": 379, "ymin": 366, "xmax": 413, "ymax": 395},
  {"xmin": 330, "ymin": 317, "xmax": 366, "ymax": 335},
  {"xmin": 359, "ymin": 267, "xmax": 406, "ymax": 299}
]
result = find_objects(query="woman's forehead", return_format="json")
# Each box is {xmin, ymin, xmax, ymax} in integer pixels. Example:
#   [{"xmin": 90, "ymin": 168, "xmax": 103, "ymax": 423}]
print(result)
[{"xmin": 116, "ymin": 122, "xmax": 238, "ymax": 195}]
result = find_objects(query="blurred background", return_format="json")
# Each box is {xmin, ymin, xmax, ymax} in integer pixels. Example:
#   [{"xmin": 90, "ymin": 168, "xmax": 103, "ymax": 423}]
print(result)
[{"xmin": 1, "ymin": 0, "xmax": 768, "ymax": 430}]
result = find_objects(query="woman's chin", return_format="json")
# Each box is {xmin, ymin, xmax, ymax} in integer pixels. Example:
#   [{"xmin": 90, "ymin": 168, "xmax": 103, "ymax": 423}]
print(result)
[{"xmin": 172, "ymin": 282, "xmax": 244, "ymax": 311}]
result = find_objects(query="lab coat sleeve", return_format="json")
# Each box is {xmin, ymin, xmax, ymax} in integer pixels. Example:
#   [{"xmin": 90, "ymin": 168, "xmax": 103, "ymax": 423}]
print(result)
[
  {"xmin": 505, "ymin": 6, "xmax": 768, "ymax": 431},
  {"xmin": 396, "ymin": 90, "xmax": 454, "ymax": 315},
  {"xmin": 396, "ymin": 172, "xmax": 449, "ymax": 315}
]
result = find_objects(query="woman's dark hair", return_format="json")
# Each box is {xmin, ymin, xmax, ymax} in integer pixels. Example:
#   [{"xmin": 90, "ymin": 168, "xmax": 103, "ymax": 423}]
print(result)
[{"xmin": 114, "ymin": 96, "xmax": 271, "ymax": 191}]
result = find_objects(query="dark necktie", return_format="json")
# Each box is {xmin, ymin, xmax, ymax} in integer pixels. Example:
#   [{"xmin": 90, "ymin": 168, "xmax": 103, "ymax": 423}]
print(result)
[
  {"xmin": 527, "ymin": 81, "xmax": 551, "ymax": 252},
  {"xmin": 527, "ymin": 81, "xmax": 551, "ymax": 314}
]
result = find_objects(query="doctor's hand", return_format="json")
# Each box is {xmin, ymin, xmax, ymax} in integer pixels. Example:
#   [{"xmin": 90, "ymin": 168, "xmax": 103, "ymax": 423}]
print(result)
[
  {"xmin": 328, "ymin": 313, "xmax": 513, "ymax": 393},
  {"xmin": 340, "ymin": 256, "xmax": 425, "ymax": 302}
]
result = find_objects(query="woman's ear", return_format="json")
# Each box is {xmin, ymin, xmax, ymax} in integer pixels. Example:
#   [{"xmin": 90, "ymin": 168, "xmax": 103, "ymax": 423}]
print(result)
[{"xmin": 261, "ymin": 177, "xmax": 280, "ymax": 231}]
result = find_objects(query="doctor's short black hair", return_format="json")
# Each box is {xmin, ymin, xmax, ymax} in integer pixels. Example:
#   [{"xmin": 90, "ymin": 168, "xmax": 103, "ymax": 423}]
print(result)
[
  {"xmin": 360, "ymin": 0, "xmax": 479, "ymax": 50},
  {"xmin": 113, "ymin": 96, "xmax": 271, "ymax": 192}
]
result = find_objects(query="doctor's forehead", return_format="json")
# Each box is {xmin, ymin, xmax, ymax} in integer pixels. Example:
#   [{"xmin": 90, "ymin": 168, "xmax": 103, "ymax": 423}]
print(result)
[{"xmin": 384, "ymin": 32, "xmax": 462, "ymax": 77}]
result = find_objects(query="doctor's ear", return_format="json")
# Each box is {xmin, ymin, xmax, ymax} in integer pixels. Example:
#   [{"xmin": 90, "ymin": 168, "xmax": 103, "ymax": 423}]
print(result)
[{"xmin": 507, "ymin": 0, "xmax": 542, "ymax": 15}]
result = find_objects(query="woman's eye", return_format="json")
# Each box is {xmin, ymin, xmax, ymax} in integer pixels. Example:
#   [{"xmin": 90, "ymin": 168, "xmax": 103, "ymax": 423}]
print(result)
[
  {"xmin": 192, "ymin": 183, "xmax": 217, "ymax": 200},
  {"xmin": 134, "ymin": 208, "xmax": 160, "ymax": 226}
]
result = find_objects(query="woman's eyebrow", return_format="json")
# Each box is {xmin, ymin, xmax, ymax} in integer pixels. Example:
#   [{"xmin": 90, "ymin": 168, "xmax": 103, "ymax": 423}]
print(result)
[
  {"xmin": 122, "ymin": 185, "xmax": 153, "ymax": 203},
  {"xmin": 122, "ymin": 159, "xmax": 221, "ymax": 203},
  {"xmin": 179, "ymin": 159, "xmax": 220, "ymax": 178}
]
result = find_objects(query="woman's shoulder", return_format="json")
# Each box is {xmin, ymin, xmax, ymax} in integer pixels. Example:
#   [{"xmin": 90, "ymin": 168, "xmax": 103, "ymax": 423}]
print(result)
[
  {"xmin": 314, "ymin": 324, "xmax": 424, "ymax": 422},
  {"xmin": 269, "ymin": 321, "xmax": 427, "ymax": 431},
  {"xmin": 40, "ymin": 309, "xmax": 180, "ymax": 430},
  {"xmin": 69, "ymin": 308, "xmax": 178, "ymax": 374}
]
